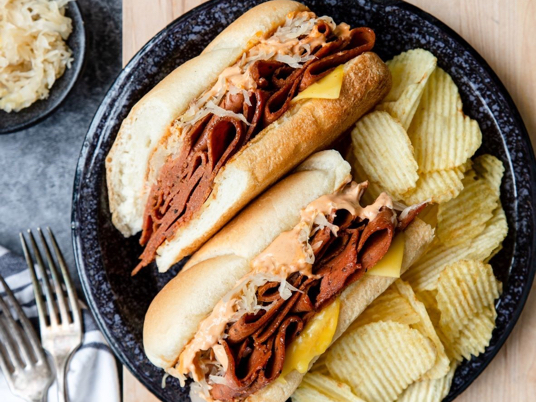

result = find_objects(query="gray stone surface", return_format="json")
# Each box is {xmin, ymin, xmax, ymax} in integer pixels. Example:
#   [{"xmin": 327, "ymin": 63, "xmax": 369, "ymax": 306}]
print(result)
[{"xmin": 0, "ymin": 0, "xmax": 122, "ymax": 292}]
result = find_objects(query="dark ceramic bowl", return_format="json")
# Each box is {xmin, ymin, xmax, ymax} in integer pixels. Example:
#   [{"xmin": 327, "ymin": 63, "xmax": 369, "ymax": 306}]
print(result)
[
  {"xmin": 0, "ymin": 1, "xmax": 86, "ymax": 135},
  {"xmin": 72, "ymin": 0, "xmax": 536, "ymax": 401}
]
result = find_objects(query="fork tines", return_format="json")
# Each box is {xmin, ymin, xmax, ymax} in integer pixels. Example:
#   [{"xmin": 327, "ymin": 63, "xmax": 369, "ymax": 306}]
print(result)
[
  {"xmin": 0, "ymin": 274, "xmax": 48, "ymax": 373},
  {"xmin": 20, "ymin": 228, "xmax": 81, "ymax": 330},
  {"xmin": 0, "ymin": 273, "xmax": 53, "ymax": 401}
]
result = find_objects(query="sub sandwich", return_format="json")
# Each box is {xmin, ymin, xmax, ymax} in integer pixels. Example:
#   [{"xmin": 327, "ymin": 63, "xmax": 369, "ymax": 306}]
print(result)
[
  {"xmin": 106, "ymin": 0, "xmax": 391, "ymax": 274},
  {"xmin": 143, "ymin": 151, "xmax": 434, "ymax": 402}
]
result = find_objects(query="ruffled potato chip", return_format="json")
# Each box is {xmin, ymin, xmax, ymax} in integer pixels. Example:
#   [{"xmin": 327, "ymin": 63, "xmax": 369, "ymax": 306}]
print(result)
[
  {"xmin": 294, "ymin": 372, "xmax": 366, "ymax": 402},
  {"xmin": 326, "ymin": 321, "xmax": 436, "ymax": 402},
  {"xmin": 395, "ymin": 280, "xmax": 450, "ymax": 379},
  {"xmin": 467, "ymin": 205, "xmax": 508, "ymax": 262},
  {"xmin": 408, "ymin": 68, "xmax": 482, "ymax": 173},
  {"xmin": 402, "ymin": 238, "xmax": 471, "ymax": 292},
  {"xmin": 377, "ymin": 49, "xmax": 437, "ymax": 130},
  {"xmin": 446, "ymin": 307, "xmax": 496, "ymax": 362},
  {"xmin": 436, "ymin": 259, "xmax": 502, "ymax": 341},
  {"xmin": 346, "ymin": 147, "xmax": 397, "ymax": 205},
  {"xmin": 402, "ymin": 166, "xmax": 466, "ymax": 205},
  {"xmin": 352, "ymin": 111, "xmax": 419, "ymax": 196},
  {"xmin": 349, "ymin": 287, "xmax": 421, "ymax": 331},
  {"xmin": 292, "ymin": 385, "xmax": 339, "ymax": 402},
  {"xmin": 397, "ymin": 363, "xmax": 456, "ymax": 402},
  {"xmin": 437, "ymin": 177, "xmax": 497, "ymax": 246},
  {"xmin": 473, "ymin": 154, "xmax": 504, "ymax": 198}
]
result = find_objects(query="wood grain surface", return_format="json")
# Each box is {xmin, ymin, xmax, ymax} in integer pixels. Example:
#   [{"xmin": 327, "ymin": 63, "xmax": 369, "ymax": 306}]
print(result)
[{"xmin": 122, "ymin": 1, "xmax": 536, "ymax": 401}]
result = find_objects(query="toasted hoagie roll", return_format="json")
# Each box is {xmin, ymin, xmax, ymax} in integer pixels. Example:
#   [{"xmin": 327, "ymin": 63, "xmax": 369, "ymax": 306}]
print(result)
[
  {"xmin": 143, "ymin": 151, "xmax": 434, "ymax": 402},
  {"xmin": 106, "ymin": 0, "xmax": 392, "ymax": 273}
]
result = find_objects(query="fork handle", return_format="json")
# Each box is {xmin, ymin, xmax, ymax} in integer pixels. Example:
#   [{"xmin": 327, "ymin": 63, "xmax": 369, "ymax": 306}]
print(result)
[{"xmin": 55, "ymin": 356, "xmax": 70, "ymax": 402}]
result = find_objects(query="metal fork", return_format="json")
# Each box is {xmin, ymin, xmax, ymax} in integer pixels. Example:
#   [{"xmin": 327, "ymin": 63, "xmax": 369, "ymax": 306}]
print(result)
[
  {"xmin": 20, "ymin": 228, "xmax": 83, "ymax": 402},
  {"xmin": 0, "ymin": 274, "xmax": 53, "ymax": 401}
]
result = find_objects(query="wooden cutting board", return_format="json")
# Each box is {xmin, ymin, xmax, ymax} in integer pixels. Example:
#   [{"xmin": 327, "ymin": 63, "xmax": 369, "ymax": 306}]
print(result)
[{"xmin": 122, "ymin": 1, "xmax": 536, "ymax": 401}]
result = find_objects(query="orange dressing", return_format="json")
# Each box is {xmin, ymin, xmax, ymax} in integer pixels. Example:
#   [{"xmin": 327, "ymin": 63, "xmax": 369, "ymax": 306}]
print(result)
[
  {"xmin": 177, "ymin": 298, "xmax": 236, "ymax": 382},
  {"xmin": 251, "ymin": 182, "xmax": 393, "ymax": 279}
]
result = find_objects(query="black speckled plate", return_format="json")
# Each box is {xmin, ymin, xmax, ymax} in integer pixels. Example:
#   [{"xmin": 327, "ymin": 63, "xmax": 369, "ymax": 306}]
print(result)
[
  {"xmin": 0, "ymin": 1, "xmax": 86, "ymax": 135},
  {"xmin": 72, "ymin": 0, "xmax": 536, "ymax": 401}
]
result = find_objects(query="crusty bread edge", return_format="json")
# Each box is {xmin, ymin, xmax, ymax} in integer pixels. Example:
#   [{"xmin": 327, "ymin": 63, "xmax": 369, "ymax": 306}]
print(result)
[{"xmin": 202, "ymin": 0, "xmax": 308, "ymax": 54}]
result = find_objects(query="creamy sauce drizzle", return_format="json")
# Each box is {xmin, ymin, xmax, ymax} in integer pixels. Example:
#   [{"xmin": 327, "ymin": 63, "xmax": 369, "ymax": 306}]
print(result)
[
  {"xmin": 177, "ymin": 298, "xmax": 236, "ymax": 382},
  {"xmin": 251, "ymin": 221, "xmax": 315, "ymax": 278},
  {"xmin": 251, "ymin": 181, "xmax": 393, "ymax": 278}
]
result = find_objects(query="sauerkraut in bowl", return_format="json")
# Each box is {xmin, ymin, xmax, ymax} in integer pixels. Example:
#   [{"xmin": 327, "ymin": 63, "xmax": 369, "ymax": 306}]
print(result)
[{"xmin": 0, "ymin": 0, "xmax": 73, "ymax": 113}]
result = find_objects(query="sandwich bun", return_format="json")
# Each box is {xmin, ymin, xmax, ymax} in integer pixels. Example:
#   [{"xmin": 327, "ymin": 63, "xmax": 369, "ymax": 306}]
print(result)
[
  {"xmin": 143, "ymin": 150, "xmax": 435, "ymax": 402},
  {"xmin": 106, "ymin": 1, "xmax": 392, "ymax": 272}
]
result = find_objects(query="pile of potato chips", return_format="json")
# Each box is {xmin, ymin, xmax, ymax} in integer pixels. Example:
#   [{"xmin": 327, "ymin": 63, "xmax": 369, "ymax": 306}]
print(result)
[
  {"xmin": 351, "ymin": 49, "xmax": 482, "ymax": 207},
  {"xmin": 292, "ymin": 49, "xmax": 508, "ymax": 402}
]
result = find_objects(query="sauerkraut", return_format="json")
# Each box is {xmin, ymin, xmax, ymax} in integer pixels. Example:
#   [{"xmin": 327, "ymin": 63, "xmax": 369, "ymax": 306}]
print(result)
[
  {"xmin": 189, "ymin": 379, "xmax": 213, "ymax": 402},
  {"xmin": 0, "ymin": 0, "xmax": 73, "ymax": 112},
  {"xmin": 232, "ymin": 273, "xmax": 301, "ymax": 320}
]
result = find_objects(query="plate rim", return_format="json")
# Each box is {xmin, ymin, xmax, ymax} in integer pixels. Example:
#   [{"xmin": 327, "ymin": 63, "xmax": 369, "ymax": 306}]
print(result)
[{"xmin": 71, "ymin": 0, "xmax": 536, "ymax": 400}]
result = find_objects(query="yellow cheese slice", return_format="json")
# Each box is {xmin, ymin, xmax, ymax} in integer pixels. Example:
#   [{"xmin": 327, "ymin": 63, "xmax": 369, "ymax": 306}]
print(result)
[
  {"xmin": 279, "ymin": 298, "xmax": 340, "ymax": 381},
  {"xmin": 293, "ymin": 65, "xmax": 345, "ymax": 101},
  {"xmin": 366, "ymin": 232, "xmax": 405, "ymax": 278}
]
